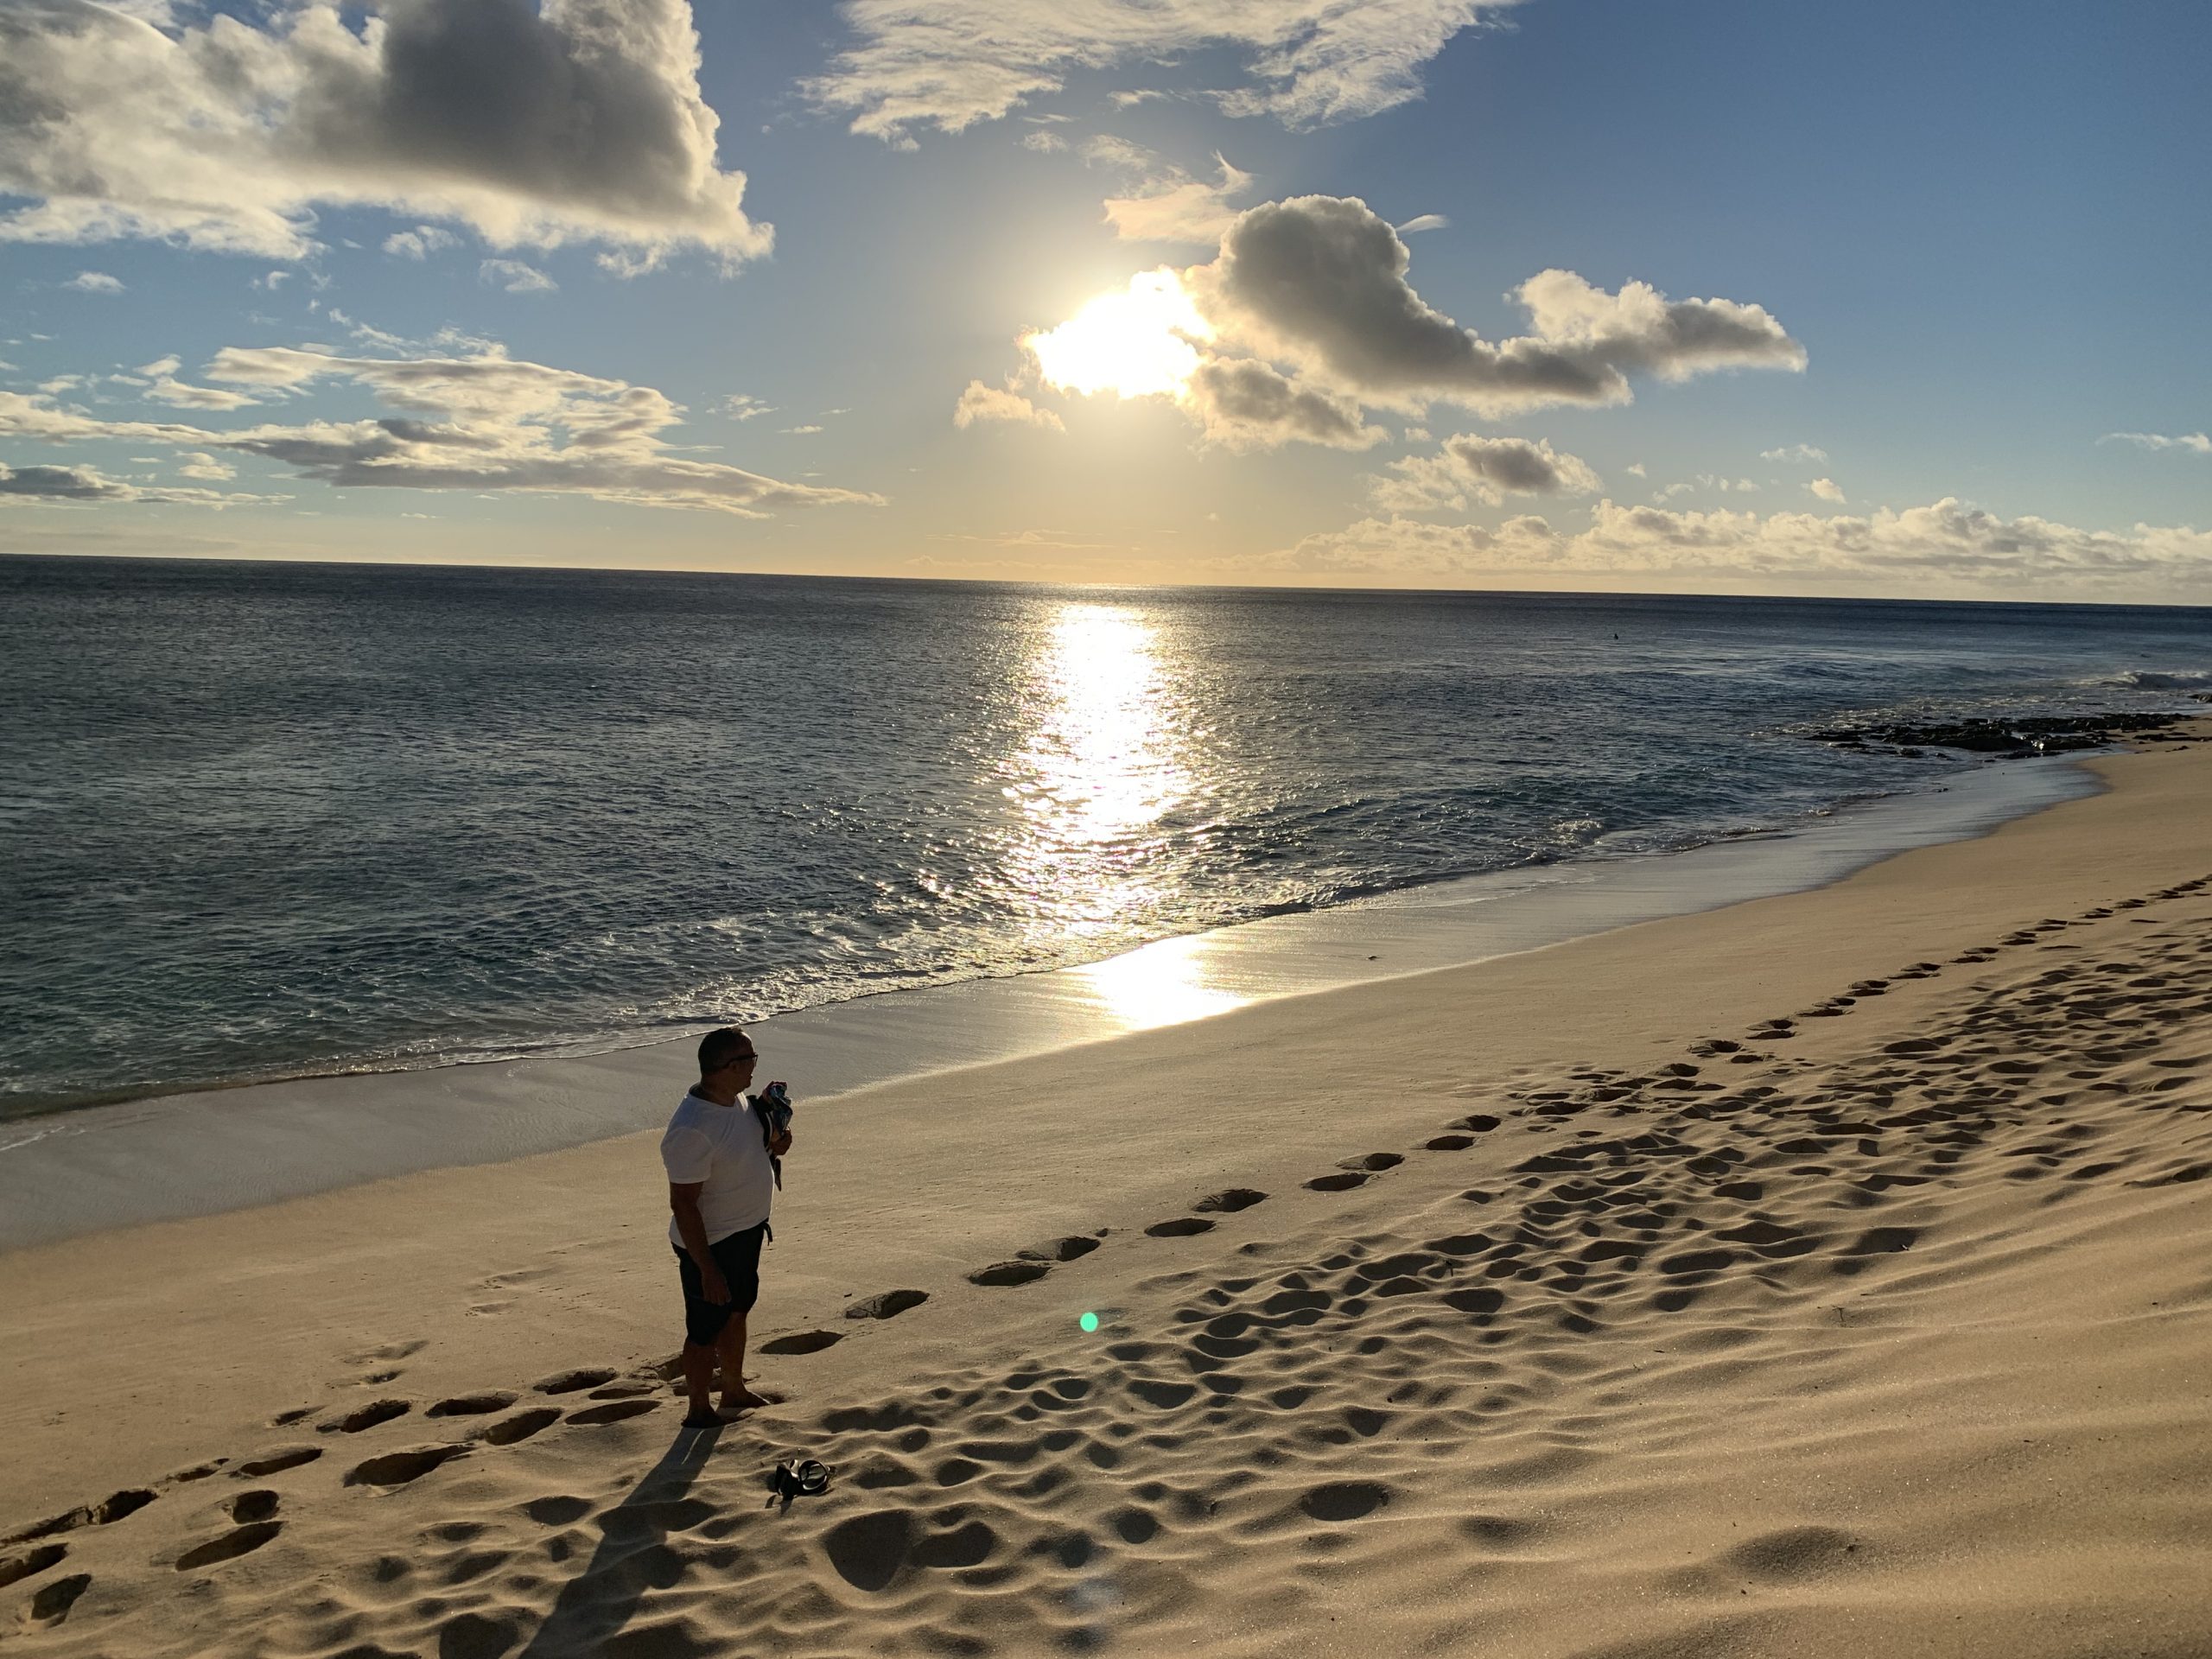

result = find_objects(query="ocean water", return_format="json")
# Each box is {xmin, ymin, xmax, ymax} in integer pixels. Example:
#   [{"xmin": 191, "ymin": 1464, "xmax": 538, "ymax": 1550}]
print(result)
[{"xmin": 3, "ymin": 555, "xmax": 2209, "ymax": 1117}]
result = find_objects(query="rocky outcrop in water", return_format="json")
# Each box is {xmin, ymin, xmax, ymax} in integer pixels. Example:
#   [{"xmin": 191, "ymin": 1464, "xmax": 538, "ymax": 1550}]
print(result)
[{"xmin": 1802, "ymin": 712, "xmax": 2196, "ymax": 759}]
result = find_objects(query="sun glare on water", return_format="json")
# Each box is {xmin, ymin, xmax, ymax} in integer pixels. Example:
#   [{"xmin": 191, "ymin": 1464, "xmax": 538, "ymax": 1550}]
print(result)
[{"xmin": 1023, "ymin": 270, "xmax": 1211, "ymax": 399}]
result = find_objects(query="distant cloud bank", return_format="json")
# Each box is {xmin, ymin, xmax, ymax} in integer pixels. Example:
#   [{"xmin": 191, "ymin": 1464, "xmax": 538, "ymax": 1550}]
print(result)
[{"xmin": 1285, "ymin": 499, "xmax": 2212, "ymax": 588}]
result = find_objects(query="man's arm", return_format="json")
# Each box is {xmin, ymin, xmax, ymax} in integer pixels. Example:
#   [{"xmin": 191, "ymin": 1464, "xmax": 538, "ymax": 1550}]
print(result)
[{"xmin": 669, "ymin": 1182, "xmax": 728, "ymax": 1305}]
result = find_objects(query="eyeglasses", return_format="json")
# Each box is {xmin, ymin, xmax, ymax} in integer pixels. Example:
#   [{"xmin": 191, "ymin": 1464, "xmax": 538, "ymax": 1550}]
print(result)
[{"xmin": 716, "ymin": 1051, "xmax": 758, "ymax": 1068}]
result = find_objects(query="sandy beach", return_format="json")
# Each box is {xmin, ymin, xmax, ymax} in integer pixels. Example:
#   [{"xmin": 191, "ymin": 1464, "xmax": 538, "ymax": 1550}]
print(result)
[{"xmin": 6, "ymin": 730, "xmax": 2211, "ymax": 1657}]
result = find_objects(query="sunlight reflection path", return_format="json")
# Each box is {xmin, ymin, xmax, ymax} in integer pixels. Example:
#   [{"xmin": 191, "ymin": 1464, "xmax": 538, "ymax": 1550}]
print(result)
[
  {"xmin": 999, "ymin": 602, "xmax": 1241, "ymax": 1027},
  {"xmin": 1068, "ymin": 931, "xmax": 1247, "ymax": 1030}
]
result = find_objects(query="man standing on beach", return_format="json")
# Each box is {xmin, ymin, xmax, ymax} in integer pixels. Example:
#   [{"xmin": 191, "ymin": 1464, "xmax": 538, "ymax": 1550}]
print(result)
[{"xmin": 663, "ymin": 1027, "xmax": 792, "ymax": 1427}]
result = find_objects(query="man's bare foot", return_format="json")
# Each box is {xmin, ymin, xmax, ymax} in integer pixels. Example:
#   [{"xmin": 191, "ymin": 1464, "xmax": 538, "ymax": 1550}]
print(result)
[{"xmin": 719, "ymin": 1386, "xmax": 780, "ymax": 1413}]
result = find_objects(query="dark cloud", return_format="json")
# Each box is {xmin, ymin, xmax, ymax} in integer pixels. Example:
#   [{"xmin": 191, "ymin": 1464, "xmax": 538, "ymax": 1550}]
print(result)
[
  {"xmin": 1205, "ymin": 195, "xmax": 1803, "ymax": 413},
  {"xmin": 1185, "ymin": 358, "xmax": 1382, "ymax": 451},
  {"xmin": 1442, "ymin": 433, "xmax": 1599, "ymax": 495},
  {"xmin": 1368, "ymin": 433, "xmax": 1599, "ymax": 511},
  {"xmin": 0, "ymin": 461, "xmax": 130, "ymax": 499},
  {"xmin": 0, "ymin": 457, "xmax": 267, "ymax": 506}
]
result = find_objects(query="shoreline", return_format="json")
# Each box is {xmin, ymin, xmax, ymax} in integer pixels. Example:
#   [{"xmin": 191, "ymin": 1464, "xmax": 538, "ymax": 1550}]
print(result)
[
  {"xmin": 0, "ymin": 752, "xmax": 2102, "ymax": 1251},
  {"xmin": 0, "ymin": 744, "xmax": 2098, "ymax": 1130},
  {"xmin": 3, "ymin": 728, "xmax": 2209, "ymax": 1654}
]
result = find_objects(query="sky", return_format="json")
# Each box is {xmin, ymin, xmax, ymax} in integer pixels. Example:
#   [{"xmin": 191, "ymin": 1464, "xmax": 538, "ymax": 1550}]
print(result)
[{"xmin": 0, "ymin": 0, "xmax": 2207, "ymax": 600}]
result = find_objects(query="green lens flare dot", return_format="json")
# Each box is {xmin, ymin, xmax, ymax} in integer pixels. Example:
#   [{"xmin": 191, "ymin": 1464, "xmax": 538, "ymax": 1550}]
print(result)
[{"xmin": 1079, "ymin": 1312, "xmax": 1100, "ymax": 1333}]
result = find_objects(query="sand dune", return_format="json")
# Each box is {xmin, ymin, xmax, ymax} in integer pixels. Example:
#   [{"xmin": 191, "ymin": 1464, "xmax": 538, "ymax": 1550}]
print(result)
[{"xmin": 8, "ymin": 778, "xmax": 2211, "ymax": 1655}]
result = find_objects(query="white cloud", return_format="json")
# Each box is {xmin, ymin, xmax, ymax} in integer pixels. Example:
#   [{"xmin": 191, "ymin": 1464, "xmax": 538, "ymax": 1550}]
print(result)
[
  {"xmin": 2101, "ymin": 430, "xmax": 2211, "ymax": 456},
  {"xmin": 806, "ymin": 0, "xmax": 1519, "ymax": 142},
  {"xmin": 1808, "ymin": 476, "xmax": 1845, "ymax": 503},
  {"xmin": 480, "ymin": 259, "xmax": 557, "ymax": 294},
  {"xmin": 1194, "ymin": 196, "xmax": 1804, "ymax": 416},
  {"xmin": 1103, "ymin": 153, "xmax": 1254, "ymax": 245},
  {"xmin": 1659, "ymin": 474, "xmax": 1758, "ymax": 499},
  {"xmin": 1395, "ymin": 213, "xmax": 1449, "ymax": 234},
  {"xmin": 385, "ymin": 226, "xmax": 459, "ymax": 261},
  {"xmin": 953, "ymin": 379, "xmax": 1065, "ymax": 431},
  {"xmin": 136, "ymin": 355, "xmax": 181, "ymax": 378},
  {"xmin": 0, "ymin": 0, "xmax": 770, "ymax": 271},
  {"xmin": 1761, "ymin": 442, "xmax": 1827, "ymax": 463},
  {"xmin": 779, "ymin": 423, "xmax": 823, "ymax": 435},
  {"xmin": 64, "ymin": 270, "xmax": 123, "ymax": 293},
  {"xmin": 142, "ymin": 372, "xmax": 258, "ymax": 410},
  {"xmin": 1019, "ymin": 130, "xmax": 1067, "ymax": 154},
  {"xmin": 1282, "ymin": 499, "xmax": 2212, "ymax": 589},
  {"xmin": 1624, "ymin": 461, "xmax": 1645, "ymax": 476},
  {"xmin": 2, "ymin": 346, "xmax": 882, "ymax": 517},
  {"xmin": 176, "ymin": 451, "xmax": 236, "ymax": 480},
  {"xmin": 1368, "ymin": 433, "xmax": 1598, "ymax": 512},
  {"xmin": 719, "ymin": 393, "xmax": 777, "ymax": 421}
]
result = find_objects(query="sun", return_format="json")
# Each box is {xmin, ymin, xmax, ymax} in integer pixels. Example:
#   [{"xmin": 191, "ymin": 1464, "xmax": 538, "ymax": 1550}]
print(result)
[{"xmin": 1021, "ymin": 270, "xmax": 1211, "ymax": 400}]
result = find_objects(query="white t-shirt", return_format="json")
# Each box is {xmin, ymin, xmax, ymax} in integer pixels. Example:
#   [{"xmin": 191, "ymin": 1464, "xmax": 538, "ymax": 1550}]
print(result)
[{"xmin": 660, "ymin": 1090, "xmax": 774, "ymax": 1246}]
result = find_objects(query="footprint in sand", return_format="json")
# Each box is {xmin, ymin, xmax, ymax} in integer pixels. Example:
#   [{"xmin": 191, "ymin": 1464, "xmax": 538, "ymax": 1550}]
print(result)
[
  {"xmin": 846, "ymin": 1288, "xmax": 930, "ymax": 1320},
  {"xmin": 474, "ymin": 1408, "xmax": 562, "ymax": 1446},
  {"xmin": 0, "ymin": 1543, "xmax": 68, "ymax": 1589},
  {"xmin": 227, "ymin": 1491, "xmax": 278, "ymax": 1525},
  {"xmin": 3, "ymin": 1488, "xmax": 157, "ymax": 1547},
  {"xmin": 1192, "ymin": 1188, "xmax": 1268, "ymax": 1213},
  {"xmin": 967, "ymin": 1260, "xmax": 1052, "ymax": 1287},
  {"xmin": 426, "ymin": 1391, "xmax": 517, "ymax": 1418},
  {"xmin": 175, "ymin": 1522, "xmax": 281, "ymax": 1571},
  {"xmin": 1015, "ymin": 1234, "xmax": 1103, "ymax": 1264},
  {"xmin": 1304, "ymin": 1171, "xmax": 1369, "ymax": 1192},
  {"xmin": 758, "ymin": 1328, "xmax": 846, "ymax": 1355},
  {"xmin": 1298, "ymin": 1479, "xmax": 1391, "ymax": 1522},
  {"xmin": 321, "ymin": 1399, "xmax": 410, "ymax": 1434},
  {"xmin": 523, "ymin": 1495, "xmax": 592, "ymax": 1526},
  {"xmin": 233, "ymin": 1447, "xmax": 320, "ymax": 1478},
  {"xmin": 1341, "ymin": 1151, "xmax": 1405, "ymax": 1172},
  {"xmin": 344, "ymin": 1445, "xmax": 471, "ymax": 1488},
  {"xmin": 1143, "ymin": 1217, "xmax": 1215, "ymax": 1238},
  {"xmin": 26, "ymin": 1572, "xmax": 90, "ymax": 1624},
  {"xmin": 562, "ymin": 1398, "xmax": 661, "ymax": 1426},
  {"xmin": 531, "ymin": 1368, "xmax": 617, "ymax": 1395}
]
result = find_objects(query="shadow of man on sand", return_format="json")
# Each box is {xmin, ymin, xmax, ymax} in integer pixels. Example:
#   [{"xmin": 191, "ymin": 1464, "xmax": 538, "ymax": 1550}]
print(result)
[{"xmin": 515, "ymin": 1421, "xmax": 726, "ymax": 1658}]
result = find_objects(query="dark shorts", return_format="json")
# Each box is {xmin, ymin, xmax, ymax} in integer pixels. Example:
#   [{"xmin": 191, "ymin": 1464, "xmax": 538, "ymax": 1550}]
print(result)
[{"xmin": 674, "ymin": 1221, "xmax": 766, "ymax": 1346}]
